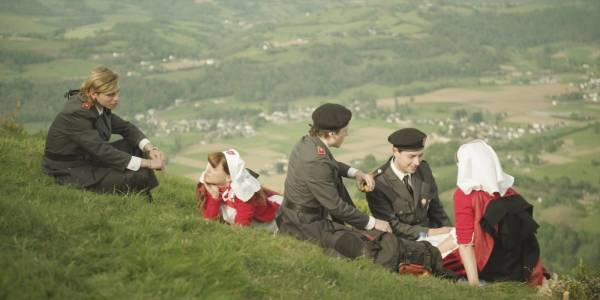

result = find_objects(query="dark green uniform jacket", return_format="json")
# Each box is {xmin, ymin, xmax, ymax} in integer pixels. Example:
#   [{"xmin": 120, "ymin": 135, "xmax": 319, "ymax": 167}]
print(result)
[
  {"xmin": 42, "ymin": 92, "xmax": 157, "ymax": 192},
  {"xmin": 277, "ymin": 135, "xmax": 370, "ymax": 254},
  {"xmin": 366, "ymin": 158, "xmax": 452, "ymax": 240}
]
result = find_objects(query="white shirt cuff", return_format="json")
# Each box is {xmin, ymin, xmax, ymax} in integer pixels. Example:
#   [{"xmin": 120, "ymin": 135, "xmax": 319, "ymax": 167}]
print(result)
[
  {"xmin": 127, "ymin": 156, "xmax": 142, "ymax": 171},
  {"xmin": 365, "ymin": 216, "xmax": 376, "ymax": 230},
  {"xmin": 138, "ymin": 138, "xmax": 151, "ymax": 152},
  {"xmin": 347, "ymin": 167, "xmax": 358, "ymax": 178},
  {"xmin": 268, "ymin": 195, "xmax": 284, "ymax": 205}
]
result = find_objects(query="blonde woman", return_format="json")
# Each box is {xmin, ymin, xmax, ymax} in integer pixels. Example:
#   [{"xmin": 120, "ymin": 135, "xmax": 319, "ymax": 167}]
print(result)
[{"xmin": 42, "ymin": 66, "xmax": 164, "ymax": 198}]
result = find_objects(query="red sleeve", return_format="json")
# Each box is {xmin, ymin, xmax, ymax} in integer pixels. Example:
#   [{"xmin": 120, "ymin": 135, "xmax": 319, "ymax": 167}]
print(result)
[
  {"xmin": 454, "ymin": 188, "xmax": 475, "ymax": 244},
  {"xmin": 233, "ymin": 196, "xmax": 256, "ymax": 226},
  {"xmin": 203, "ymin": 189, "xmax": 222, "ymax": 220}
]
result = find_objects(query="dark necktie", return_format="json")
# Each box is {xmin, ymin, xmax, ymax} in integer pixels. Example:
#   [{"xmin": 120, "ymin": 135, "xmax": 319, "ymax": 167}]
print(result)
[{"xmin": 403, "ymin": 175, "xmax": 414, "ymax": 197}]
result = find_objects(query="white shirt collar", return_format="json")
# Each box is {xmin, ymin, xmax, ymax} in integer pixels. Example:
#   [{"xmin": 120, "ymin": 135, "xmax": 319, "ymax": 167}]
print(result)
[
  {"xmin": 95, "ymin": 104, "xmax": 104, "ymax": 115},
  {"xmin": 390, "ymin": 158, "xmax": 411, "ymax": 182}
]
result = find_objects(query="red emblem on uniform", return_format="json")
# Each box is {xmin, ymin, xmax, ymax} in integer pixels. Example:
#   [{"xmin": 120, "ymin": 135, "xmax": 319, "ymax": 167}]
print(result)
[
  {"xmin": 317, "ymin": 147, "xmax": 326, "ymax": 156},
  {"xmin": 226, "ymin": 150, "xmax": 236, "ymax": 155},
  {"xmin": 81, "ymin": 102, "xmax": 92, "ymax": 110}
]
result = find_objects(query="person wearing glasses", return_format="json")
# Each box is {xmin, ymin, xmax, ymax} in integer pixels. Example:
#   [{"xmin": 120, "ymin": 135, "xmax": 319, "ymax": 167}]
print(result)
[{"xmin": 42, "ymin": 66, "xmax": 164, "ymax": 199}]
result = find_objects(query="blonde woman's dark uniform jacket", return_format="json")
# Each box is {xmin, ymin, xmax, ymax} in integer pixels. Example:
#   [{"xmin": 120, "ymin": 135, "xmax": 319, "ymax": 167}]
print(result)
[
  {"xmin": 42, "ymin": 91, "xmax": 158, "ymax": 193},
  {"xmin": 366, "ymin": 158, "xmax": 451, "ymax": 240},
  {"xmin": 277, "ymin": 135, "xmax": 372, "ymax": 257}
]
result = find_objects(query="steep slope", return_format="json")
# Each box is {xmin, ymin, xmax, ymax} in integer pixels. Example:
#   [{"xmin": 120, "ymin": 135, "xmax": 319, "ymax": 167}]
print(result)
[{"xmin": 0, "ymin": 128, "xmax": 535, "ymax": 299}]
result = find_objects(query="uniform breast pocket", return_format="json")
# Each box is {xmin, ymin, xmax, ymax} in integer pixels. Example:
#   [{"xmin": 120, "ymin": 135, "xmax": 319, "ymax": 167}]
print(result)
[
  {"xmin": 393, "ymin": 202, "xmax": 413, "ymax": 221},
  {"xmin": 420, "ymin": 182, "xmax": 433, "ymax": 197}
]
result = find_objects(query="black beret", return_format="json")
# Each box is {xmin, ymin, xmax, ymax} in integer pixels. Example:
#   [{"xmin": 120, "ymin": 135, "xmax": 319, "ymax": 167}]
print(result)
[
  {"xmin": 388, "ymin": 128, "xmax": 427, "ymax": 150},
  {"xmin": 311, "ymin": 103, "xmax": 352, "ymax": 130}
]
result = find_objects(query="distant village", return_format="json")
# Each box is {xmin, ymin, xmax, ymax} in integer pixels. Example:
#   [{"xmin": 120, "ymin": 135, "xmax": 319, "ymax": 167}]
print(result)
[
  {"xmin": 133, "ymin": 74, "xmax": 600, "ymax": 143},
  {"xmin": 126, "ymin": 62, "xmax": 598, "ymax": 179},
  {"xmin": 133, "ymin": 89, "xmax": 595, "ymax": 145}
]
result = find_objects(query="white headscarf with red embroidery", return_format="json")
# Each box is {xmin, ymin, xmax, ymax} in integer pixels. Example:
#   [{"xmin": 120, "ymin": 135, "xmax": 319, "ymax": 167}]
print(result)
[
  {"xmin": 222, "ymin": 148, "xmax": 261, "ymax": 202},
  {"xmin": 456, "ymin": 140, "xmax": 514, "ymax": 196}
]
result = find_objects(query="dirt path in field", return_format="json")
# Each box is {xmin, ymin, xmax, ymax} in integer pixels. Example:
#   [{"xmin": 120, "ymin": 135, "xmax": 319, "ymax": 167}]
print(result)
[{"xmin": 378, "ymin": 83, "xmax": 574, "ymax": 124}]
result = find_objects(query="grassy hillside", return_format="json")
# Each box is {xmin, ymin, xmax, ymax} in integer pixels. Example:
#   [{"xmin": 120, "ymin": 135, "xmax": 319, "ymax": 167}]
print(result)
[{"xmin": 0, "ymin": 129, "xmax": 540, "ymax": 299}]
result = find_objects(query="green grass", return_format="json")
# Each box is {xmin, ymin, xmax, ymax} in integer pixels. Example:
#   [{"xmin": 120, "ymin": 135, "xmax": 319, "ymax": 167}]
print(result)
[
  {"xmin": 549, "ymin": 102, "xmax": 600, "ymax": 121},
  {"xmin": 63, "ymin": 14, "xmax": 151, "ymax": 39},
  {"xmin": 0, "ymin": 37, "xmax": 64, "ymax": 53},
  {"xmin": 23, "ymin": 122, "xmax": 50, "ymax": 134},
  {"xmin": 0, "ymin": 63, "xmax": 14, "ymax": 78},
  {"xmin": 146, "ymin": 69, "xmax": 206, "ymax": 81},
  {"xmin": 157, "ymin": 29, "xmax": 201, "ymax": 48},
  {"xmin": 21, "ymin": 59, "xmax": 99, "ymax": 80},
  {"xmin": 513, "ymin": 125, "xmax": 600, "ymax": 184},
  {"xmin": 185, "ymin": 122, "xmax": 308, "ymax": 160},
  {"xmin": 0, "ymin": 14, "xmax": 57, "ymax": 35},
  {"xmin": 0, "ymin": 128, "xmax": 541, "ymax": 299},
  {"xmin": 529, "ymin": 152, "xmax": 600, "ymax": 184},
  {"xmin": 164, "ymin": 163, "xmax": 200, "ymax": 178},
  {"xmin": 562, "ymin": 126, "xmax": 600, "ymax": 147},
  {"xmin": 493, "ymin": 2, "xmax": 556, "ymax": 14},
  {"xmin": 572, "ymin": 213, "xmax": 600, "ymax": 235},
  {"xmin": 396, "ymin": 11, "xmax": 430, "ymax": 27}
]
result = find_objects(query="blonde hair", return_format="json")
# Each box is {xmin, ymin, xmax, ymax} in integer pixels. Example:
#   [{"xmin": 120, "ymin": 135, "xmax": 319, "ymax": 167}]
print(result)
[{"xmin": 79, "ymin": 66, "xmax": 119, "ymax": 103}]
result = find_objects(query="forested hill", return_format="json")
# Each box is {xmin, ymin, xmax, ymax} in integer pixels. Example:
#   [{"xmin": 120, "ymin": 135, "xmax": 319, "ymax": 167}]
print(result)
[
  {"xmin": 0, "ymin": 124, "xmax": 545, "ymax": 299},
  {"xmin": 2, "ymin": 0, "xmax": 600, "ymax": 124}
]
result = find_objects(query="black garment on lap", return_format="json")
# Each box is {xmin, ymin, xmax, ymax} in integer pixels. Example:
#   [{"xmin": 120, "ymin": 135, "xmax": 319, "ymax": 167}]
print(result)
[{"xmin": 479, "ymin": 194, "xmax": 540, "ymax": 282}]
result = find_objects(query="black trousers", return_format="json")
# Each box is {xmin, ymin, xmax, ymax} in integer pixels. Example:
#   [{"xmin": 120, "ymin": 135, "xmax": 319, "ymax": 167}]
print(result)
[{"xmin": 87, "ymin": 139, "xmax": 159, "ymax": 194}]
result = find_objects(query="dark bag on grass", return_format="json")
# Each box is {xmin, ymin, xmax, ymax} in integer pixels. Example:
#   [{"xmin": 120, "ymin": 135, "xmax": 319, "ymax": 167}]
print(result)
[{"xmin": 397, "ymin": 238, "xmax": 456, "ymax": 279}]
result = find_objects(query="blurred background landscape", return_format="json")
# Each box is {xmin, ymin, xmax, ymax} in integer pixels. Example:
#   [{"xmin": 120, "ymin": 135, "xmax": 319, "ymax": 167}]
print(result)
[{"xmin": 1, "ymin": 0, "xmax": 599, "ymax": 275}]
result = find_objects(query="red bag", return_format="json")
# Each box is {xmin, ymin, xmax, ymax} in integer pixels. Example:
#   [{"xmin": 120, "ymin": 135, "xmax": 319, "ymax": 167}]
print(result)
[{"xmin": 399, "ymin": 263, "xmax": 431, "ymax": 276}]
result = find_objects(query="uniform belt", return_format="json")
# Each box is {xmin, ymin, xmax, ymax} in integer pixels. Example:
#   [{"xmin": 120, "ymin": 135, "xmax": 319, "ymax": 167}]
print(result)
[
  {"xmin": 44, "ymin": 151, "xmax": 87, "ymax": 162},
  {"xmin": 284, "ymin": 201, "xmax": 323, "ymax": 215}
]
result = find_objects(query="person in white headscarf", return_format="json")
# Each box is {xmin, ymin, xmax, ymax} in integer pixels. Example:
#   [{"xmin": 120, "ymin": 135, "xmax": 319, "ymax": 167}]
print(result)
[
  {"xmin": 447, "ymin": 140, "xmax": 545, "ymax": 286},
  {"xmin": 195, "ymin": 149, "xmax": 282, "ymax": 233}
]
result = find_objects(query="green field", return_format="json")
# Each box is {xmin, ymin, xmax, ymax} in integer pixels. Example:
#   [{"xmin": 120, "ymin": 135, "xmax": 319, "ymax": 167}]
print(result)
[
  {"xmin": 64, "ymin": 14, "xmax": 151, "ymax": 39},
  {"xmin": 0, "ymin": 14, "xmax": 57, "ymax": 34},
  {"xmin": 21, "ymin": 59, "xmax": 99, "ymax": 80}
]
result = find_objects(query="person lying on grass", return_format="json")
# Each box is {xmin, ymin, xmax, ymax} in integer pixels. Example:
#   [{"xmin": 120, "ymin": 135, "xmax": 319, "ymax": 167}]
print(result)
[{"xmin": 195, "ymin": 149, "xmax": 282, "ymax": 233}]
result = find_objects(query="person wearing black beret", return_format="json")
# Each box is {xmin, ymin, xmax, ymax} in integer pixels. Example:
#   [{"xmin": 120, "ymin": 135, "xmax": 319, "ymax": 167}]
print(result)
[
  {"xmin": 366, "ymin": 128, "xmax": 456, "ymax": 257},
  {"xmin": 277, "ymin": 103, "xmax": 398, "ymax": 268}
]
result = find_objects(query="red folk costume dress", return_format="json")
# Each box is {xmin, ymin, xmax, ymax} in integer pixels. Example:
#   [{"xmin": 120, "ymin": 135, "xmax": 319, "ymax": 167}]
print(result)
[
  {"xmin": 443, "ymin": 140, "xmax": 545, "ymax": 286},
  {"xmin": 200, "ymin": 184, "xmax": 281, "ymax": 226},
  {"xmin": 196, "ymin": 149, "xmax": 282, "ymax": 232}
]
